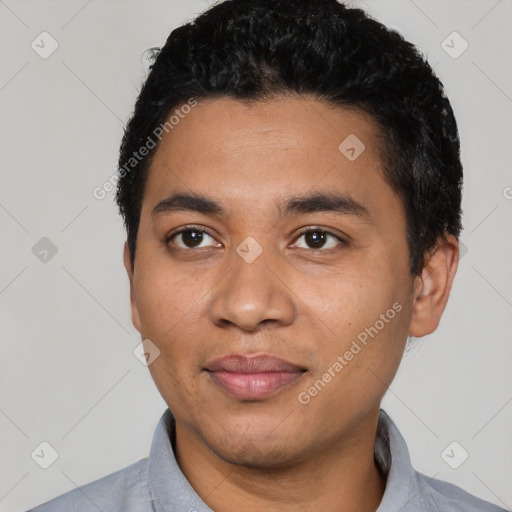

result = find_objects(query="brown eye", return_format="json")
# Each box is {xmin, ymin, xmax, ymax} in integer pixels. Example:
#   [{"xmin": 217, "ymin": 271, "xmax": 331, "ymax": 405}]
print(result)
[
  {"xmin": 167, "ymin": 227, "xmax": 219, "ymax": 249},
  {"xmin": 294, "ymin": 229, "xmax": 345, "ymax": 251}
]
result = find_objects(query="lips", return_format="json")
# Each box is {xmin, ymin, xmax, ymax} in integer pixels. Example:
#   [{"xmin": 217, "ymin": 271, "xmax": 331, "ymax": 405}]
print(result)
[{"xmin": 205, "ymin": 354, "xmax": 306, "ymax": 400}]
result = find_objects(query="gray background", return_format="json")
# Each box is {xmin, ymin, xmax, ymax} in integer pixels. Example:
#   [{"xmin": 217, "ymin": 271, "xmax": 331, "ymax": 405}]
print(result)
[{"xmin": 0, "ymin": 0, "xmax": 511, "ymax": 510}]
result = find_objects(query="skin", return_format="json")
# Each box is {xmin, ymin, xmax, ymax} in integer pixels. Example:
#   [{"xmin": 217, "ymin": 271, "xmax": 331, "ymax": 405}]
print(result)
[{"xmin": 124, "ymin": 96, "xmax": 459, "ymax": 512}]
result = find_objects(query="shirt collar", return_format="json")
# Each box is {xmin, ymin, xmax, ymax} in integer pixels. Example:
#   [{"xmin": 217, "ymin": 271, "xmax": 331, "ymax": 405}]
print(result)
[
  {"xmin": 147, "ymin": 408, "xmax": 213, "ymax": 511},
  {"xmin": 374, "ymin": 409, "xmax": 432, "ymax": 511},
  {"xmin": 147, "ymin": 408, "xmax": 428, "ymax": 511}
]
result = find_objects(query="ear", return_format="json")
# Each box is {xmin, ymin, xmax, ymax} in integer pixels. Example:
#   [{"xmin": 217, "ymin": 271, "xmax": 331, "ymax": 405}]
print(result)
[
  {"xmin": 408, "ymin": 235, "xmax": 459, "ymax": 337},
  {"xmin": 123, "ymin": 241, "xmax": 142, "ymax": 334}
]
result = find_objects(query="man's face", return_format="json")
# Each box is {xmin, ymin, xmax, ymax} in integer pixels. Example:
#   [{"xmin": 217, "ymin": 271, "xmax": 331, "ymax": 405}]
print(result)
[{"xmin": 126, "ymin": 96, "xmax": 416, "ymax": 467}]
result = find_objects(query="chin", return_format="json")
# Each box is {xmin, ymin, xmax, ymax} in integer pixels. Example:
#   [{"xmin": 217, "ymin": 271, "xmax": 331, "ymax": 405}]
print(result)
[
  {"xmin": 208, "ymin": 437, "xmax": 303, "ymax": 470},
  {"xmin": 198, "ymin": 418, "xmax": 308, "ymax": 470}
]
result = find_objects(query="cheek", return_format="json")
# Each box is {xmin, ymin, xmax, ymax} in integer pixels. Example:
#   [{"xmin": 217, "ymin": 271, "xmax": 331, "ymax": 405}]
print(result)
[
  {"xmin": 304, "ymin": 264, "xmax": 400, "ymax": 332},
  {"xmin": 302, "ymin": 261, "xmax": 411, "ymax": 379},
  {"xmin": 133, "ymin": 257, "xmax": 208, "ymax": 350},
  {"xmin": 134, "ymin": 261, "xmax": 209, "ymax": 409},
  {"xmin": 297, "ymin": 282, "xmax": 410, "ymax": 428}
]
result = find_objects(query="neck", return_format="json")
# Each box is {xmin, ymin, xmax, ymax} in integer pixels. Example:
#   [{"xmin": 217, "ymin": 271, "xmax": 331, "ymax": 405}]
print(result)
[{"xmin": 173, "ymin": 409, "xmax": 386, "ymax": 512}]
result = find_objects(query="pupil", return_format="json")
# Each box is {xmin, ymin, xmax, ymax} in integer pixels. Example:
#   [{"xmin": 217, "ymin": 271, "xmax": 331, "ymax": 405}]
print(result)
[
  {"xmin": 183, "ymin": 230, "xmax": 203, "ymax": 247},
  {"xmin": 306, "ymin": 231, "xmax": 325, "ymax": 248}
]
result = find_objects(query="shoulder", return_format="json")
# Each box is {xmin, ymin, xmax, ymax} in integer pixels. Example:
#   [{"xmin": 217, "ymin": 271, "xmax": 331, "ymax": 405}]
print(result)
[
  {"xmin": 377, "ymin": 409, "xmax": 507, "ymax": 512},
  {"xmin": 417, "ymin": 472, "xmax": 508, "ymax": 512},
  {"xmin": 27, "ymin": 458, "xmax": 150, "ymax": 511}
]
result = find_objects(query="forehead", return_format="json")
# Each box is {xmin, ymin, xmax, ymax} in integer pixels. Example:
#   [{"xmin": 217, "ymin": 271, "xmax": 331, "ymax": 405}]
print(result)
[
  {"xmin": 142, "ymin": 96, "xmax": 394, "ymax": 219},
  {"xmin": 152, "ymin": 96, "xmax": 381, "ymax": 163}
]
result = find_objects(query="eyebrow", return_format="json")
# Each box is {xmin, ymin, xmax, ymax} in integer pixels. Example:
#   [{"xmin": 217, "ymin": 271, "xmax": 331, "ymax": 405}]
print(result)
[{"xmin": 151, "ymin": 192, "xmax": 370, "ymax": 220}]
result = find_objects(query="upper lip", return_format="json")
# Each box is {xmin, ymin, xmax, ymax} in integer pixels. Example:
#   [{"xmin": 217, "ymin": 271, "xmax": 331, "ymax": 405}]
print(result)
[{"xmin": 205, "ymin": 354, "xmax": 305, "ymax": 373}]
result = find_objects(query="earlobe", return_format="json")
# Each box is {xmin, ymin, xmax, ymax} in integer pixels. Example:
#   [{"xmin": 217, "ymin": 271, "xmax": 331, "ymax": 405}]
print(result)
[
  {"xmin": 408, "ymin": 235, "xmax": 459, "ymax": 337},
  {"xmin": 123, "ymin": 241, "xmax": 142, "ymax": 334}
]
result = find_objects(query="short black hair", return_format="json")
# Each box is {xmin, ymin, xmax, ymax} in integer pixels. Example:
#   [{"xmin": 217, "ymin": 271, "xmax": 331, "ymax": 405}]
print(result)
[{"xmin": 116, "ymin": 0, "xmax": 463, "ymax": 275}]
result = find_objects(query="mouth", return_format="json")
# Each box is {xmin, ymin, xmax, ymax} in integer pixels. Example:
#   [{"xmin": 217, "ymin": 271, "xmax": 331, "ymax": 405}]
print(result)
[{"xmin": 204, "ymin": 354, "xmax": 307, "ymax": 401}]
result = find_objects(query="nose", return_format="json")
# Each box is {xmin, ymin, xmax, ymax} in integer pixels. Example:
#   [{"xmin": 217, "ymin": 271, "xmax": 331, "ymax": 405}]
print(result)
[{"xmin": 208, "ymin": 244, "xmax": 296, "ymax": 332}]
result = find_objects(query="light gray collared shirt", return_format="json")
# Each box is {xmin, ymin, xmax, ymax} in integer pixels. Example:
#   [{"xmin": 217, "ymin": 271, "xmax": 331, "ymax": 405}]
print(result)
[{"xmin": 28, "ymin": 408, "xmax": 507, "ymax": 511}]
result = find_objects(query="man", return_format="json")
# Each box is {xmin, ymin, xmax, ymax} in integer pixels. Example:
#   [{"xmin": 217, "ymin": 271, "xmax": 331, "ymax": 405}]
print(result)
[{"xmin": 29, "ymin": 0, "xmax": 506, "ymax": 510}]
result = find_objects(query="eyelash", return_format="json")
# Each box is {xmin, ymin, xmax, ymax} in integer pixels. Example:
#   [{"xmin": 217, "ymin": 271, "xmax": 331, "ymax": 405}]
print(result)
[{"xmin": 165, "ymin": 225, "xmax": 347, "ymax": 252}]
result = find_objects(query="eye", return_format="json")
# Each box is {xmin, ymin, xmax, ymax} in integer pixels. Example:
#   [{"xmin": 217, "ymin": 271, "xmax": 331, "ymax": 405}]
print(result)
[
  {"xmin": 292, "ymin": 228, "xmax": 346, "ymax": 251},
  {"xmin": 166, "ymin": 226, "xmax": 220, "ymax": 249}
]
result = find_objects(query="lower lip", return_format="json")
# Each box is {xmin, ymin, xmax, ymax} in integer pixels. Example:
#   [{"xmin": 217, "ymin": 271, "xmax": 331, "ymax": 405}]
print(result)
[{"xmin": 207, "ymin": 371, "xmax": 304, "ymax": 400}]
